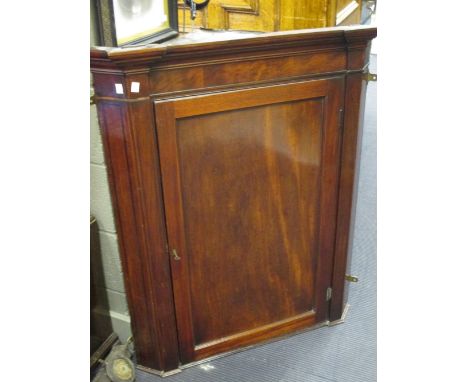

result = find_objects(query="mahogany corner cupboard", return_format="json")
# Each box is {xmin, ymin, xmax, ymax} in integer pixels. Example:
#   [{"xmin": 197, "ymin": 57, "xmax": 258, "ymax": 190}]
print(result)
[{"xmin": 91, "ymin": 25, "xmax": 377, "ymax": 377}]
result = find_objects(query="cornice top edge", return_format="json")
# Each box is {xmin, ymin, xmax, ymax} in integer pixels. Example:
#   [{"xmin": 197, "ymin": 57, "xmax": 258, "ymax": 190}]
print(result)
[
  {"xmin": 90, "ymin": 26, "xmax": 377, "ymax": 69},
  {"xmin": 90, "ymin": 45, "xmax": 166, "ymax": 68},
  {"xmin": 343, "ymin": 25, "xmax": 377, "ymax": 42}
]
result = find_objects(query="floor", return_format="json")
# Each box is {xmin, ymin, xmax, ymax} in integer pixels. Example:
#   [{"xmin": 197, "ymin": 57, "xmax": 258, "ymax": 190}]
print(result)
[{"xmin": 135, "ymin": 54, "xmax": 377, "ymax": 382}]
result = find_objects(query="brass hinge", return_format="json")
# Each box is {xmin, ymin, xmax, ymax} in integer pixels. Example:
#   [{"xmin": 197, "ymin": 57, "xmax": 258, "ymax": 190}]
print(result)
[
  {"xmin": 345, "ymin": 274, "xmax": 359, "ymax": 282},
  {"xmin": 90, "ymin": 87, "xmax": 96, "ymax": 105},
  {"xmin": 363, "ymin": 72, "xmax": 377, "ymax": 82},
  {"xmin": 326, "ymin": 287, "xmax": 332, "ymax": 301}
]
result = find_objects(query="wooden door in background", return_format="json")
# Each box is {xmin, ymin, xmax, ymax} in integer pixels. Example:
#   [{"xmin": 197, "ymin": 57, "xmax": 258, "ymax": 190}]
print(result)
[
  {"xmin": 177, "ymin": 0, "xmax": 361, "ymax": 32},
  {"xmin": 178, "ymin": 0, "xmax": 276, "ymax": 31},
  {"xmin": 154, "ymin": 78, "xmax": 345, "ymax": 363}
]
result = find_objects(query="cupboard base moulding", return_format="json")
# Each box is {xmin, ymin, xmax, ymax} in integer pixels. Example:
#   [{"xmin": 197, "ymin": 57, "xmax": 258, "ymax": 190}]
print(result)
[{"xmin": 136, "ymin": 304, "xmax": 351, "ymax": 377}]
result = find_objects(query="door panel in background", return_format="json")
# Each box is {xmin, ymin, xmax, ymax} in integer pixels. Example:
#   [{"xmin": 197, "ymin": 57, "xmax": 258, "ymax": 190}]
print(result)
[
  {"xmin": 177, "ymin": 0, "xmax": 361, "ymax": 32},
  {"xmin": 177, "ymin": 0, "xmax": 275, "ymax": 32}
]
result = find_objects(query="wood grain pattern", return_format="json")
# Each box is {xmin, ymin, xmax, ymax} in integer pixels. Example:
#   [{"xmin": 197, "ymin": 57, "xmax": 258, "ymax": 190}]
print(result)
[
  {"xmin": 280, "ymin": 0, "xmax": 328, "ymax": 30},
  {"xmin": 90, "ymin": 26, "xmax": 376, "ymax": 373},
  {"xmin": 96, "ymin": 98, "xmax": 180, "ymax": 371},
  {"xmin": 179, "ymin": 100, "xmax": 321, "ymax": 346},
  {"xmin": 155, "ymin": 78, "xmax": 344, "ymax": 362},
  {"xmin": 178, "ymin": 0, "xmax": 273, "ymax": 32},
  {"xmin": 335, "ymin": 0, "xmax": 361, "ymax": 26},
  {"xmin": 176, "ymin": 0, "xmax": 361, "ymax": 32},
  {"xmin": 150, "ymin": 49, "xmax": 346, "ymax": 96}
]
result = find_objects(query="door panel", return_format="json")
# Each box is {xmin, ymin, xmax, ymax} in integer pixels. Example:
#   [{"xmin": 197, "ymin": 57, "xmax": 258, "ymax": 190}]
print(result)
[
  {"xmin": 179, "ymin": 99, "xmax": 321, "ymax": 346},
  {"xmin": 177, "ymin": 0, "xmax": 274, "ymax": 32},
  {"xmin": 177, "ymin": 0, "xmax": 362, "ymax": 31},
  {"xmin": 154, "ymin": 79, "xmax": 344, "ymax": 363}
]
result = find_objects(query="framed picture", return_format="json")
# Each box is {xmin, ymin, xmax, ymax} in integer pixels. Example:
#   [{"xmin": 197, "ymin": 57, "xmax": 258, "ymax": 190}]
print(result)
[{"xmin": 95, "ymin": 0, "xmax": 178, "ymax": 47}]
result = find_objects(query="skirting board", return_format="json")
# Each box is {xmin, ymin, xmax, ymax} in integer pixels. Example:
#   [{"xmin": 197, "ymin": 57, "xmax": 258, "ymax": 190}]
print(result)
[
  {"xmin": 137, "ymin": 305, "xmax": 351, "ymax": 378},
  {"xmin": 136, "ymin": 365, "xmax": 182, "ymax": 378}
]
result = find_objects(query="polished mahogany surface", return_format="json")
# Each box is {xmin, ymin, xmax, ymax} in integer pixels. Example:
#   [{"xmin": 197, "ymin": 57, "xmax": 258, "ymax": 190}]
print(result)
[
  {"xmin": 155, "ymin": 79, "xmax": 343, "ymax": 362},
  {"xmin": 181, "ymin": 102, "xmax": 320, "ymax": 342},
  {"xmin": 91, "ymin": 25, "xmax": 376, "ymax": 374}
]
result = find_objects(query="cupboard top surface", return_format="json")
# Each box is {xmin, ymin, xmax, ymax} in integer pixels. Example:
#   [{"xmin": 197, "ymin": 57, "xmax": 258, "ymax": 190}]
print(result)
[{"xmin": 90, "ymin": 25, "xmax": 376, "ymax": 66}]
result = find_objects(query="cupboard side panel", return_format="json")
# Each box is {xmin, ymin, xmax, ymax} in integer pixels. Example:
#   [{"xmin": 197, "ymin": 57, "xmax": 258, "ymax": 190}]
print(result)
[
  {"xmin": 314, "ymin": 77, "xmax": 345, "ymax": 323},
  {"xmin": 329, "ymin": 73, "xmax": 367, "ymax": 321},
  {"xmin": 96, "ymin": 99, "xmax": 180, "ymax": 372},
  {"xmin": 126, "ymin": 99, "xmax": 181, "ymax": 371}
]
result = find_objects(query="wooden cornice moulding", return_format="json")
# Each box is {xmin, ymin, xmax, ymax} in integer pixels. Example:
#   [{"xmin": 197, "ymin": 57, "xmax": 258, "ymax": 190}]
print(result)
[
  {"xmin": 91, "ymin": 25, "xmax": 376, "ymax": 71},
  {"xmin": 343, "ymin": 25, "xmax": 377, "ymax": 42},
  {"xmin": 90, "ymin": 46, "xmax": 166, "ymax": 71},
  {"xmin": 91, "ymin": 26, "xmax": 376, "ymax": 100},
  {"xmin": 91, "ymin": 25, "xmax": 376, "ymax": 374}
]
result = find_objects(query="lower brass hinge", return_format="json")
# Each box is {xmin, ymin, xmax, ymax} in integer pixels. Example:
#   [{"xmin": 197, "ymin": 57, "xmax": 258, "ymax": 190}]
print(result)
[
  {"xmin": 345, "ymin": 274, "xmax": 359, "ymax": 282},
  {"xmin": 363, "ymin": 72, "xmax": 377, "ymax": 82}
]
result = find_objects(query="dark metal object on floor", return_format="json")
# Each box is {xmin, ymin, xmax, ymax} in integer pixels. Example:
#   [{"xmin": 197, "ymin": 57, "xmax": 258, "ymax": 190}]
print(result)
[
  {"xmin": 93, "ymin": 338, "xmax": 136, "ymax": 382},
  {"xmin": 105, "ymin": 341, "xmax": 135, "ymax": 382},
  {"xmin": 91, "ymin": 332, "xmax": 120, "ymax": 370}
]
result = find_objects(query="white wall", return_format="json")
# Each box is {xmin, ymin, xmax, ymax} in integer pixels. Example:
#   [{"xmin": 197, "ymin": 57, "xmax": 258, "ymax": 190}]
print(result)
[{"xmin": 90, "ymin": 0, "xmax": 131, "ymax": 342}]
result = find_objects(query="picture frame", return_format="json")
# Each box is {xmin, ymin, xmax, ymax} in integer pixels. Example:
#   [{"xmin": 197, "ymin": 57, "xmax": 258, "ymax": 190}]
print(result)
[{"xmin": 95, "ymin": 0, "xmax": 178, "ymax": 47}]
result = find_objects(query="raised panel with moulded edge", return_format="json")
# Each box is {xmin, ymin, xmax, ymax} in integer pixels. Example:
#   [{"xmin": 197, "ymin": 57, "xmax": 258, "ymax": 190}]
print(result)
[{"xmin": 154, "ymin": 78, "xmax": 344, "ymax": 363}]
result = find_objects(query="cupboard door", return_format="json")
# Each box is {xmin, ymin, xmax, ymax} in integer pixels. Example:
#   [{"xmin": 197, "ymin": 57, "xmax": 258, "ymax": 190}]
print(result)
[{"xmin": 154, "ymin": 78, "xmax": 344, "ymax": 363}]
